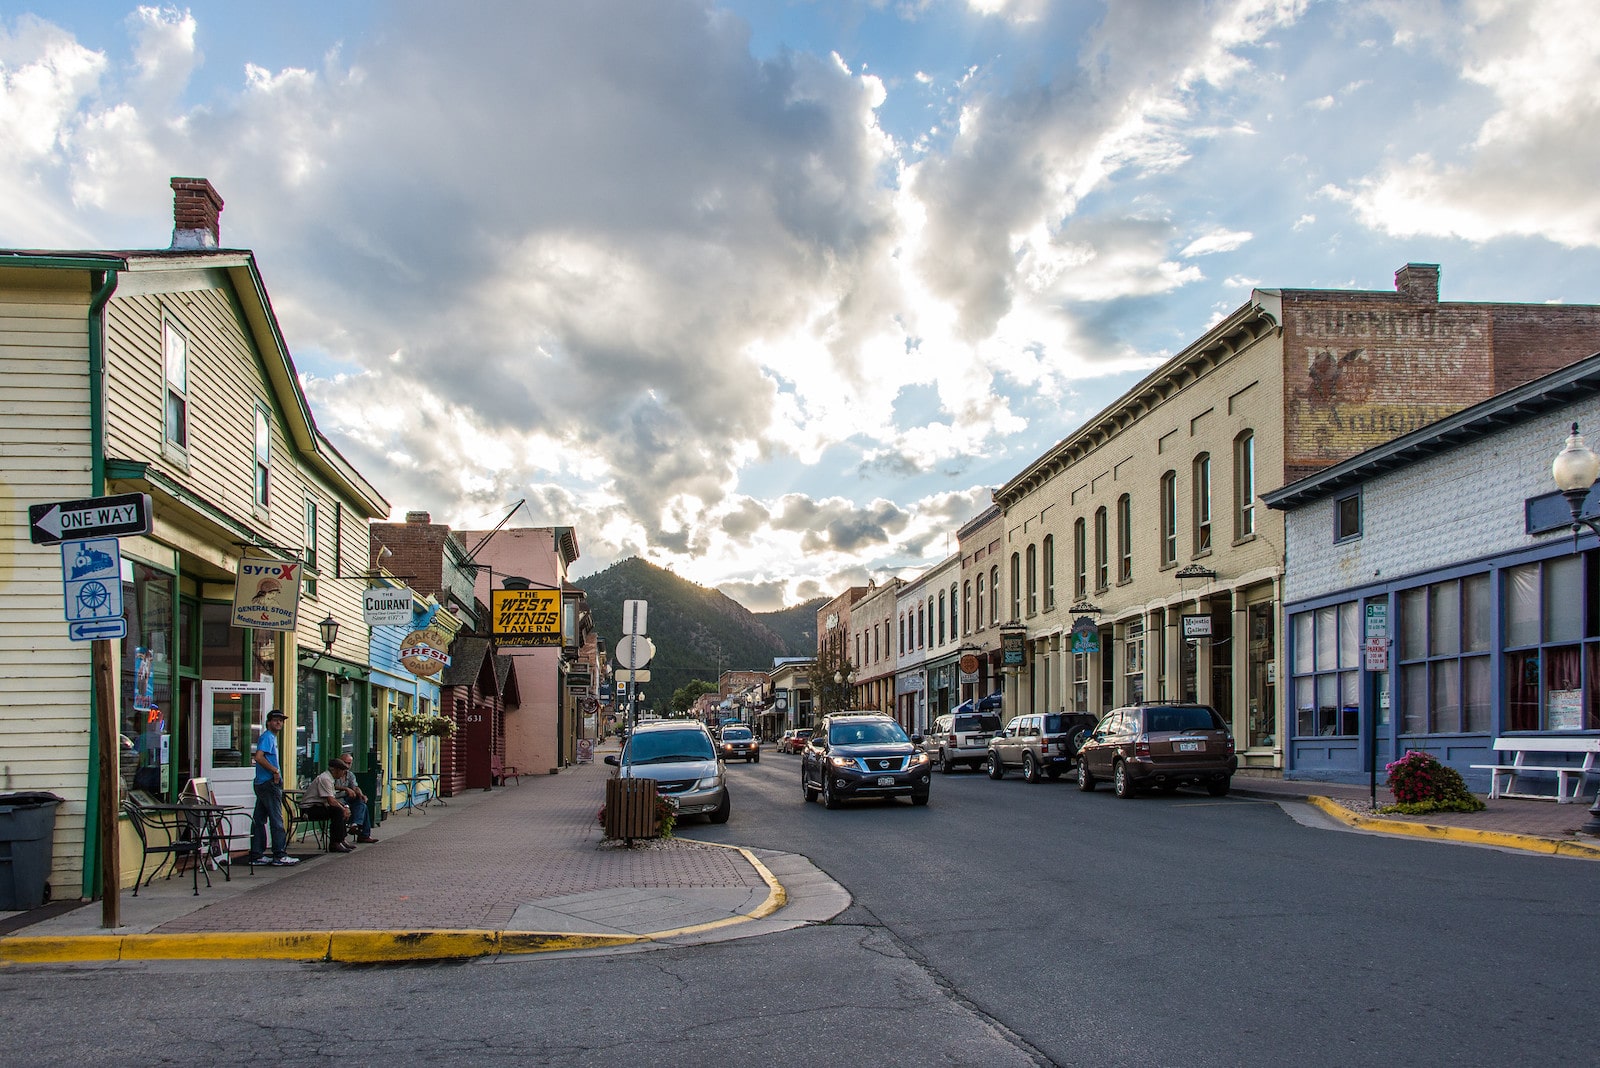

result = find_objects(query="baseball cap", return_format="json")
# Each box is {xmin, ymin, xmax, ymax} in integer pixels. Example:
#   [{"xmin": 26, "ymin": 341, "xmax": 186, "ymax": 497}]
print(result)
[{"xmin": 265, "ymin": 708, "xmax": 286, "ymax": 721}]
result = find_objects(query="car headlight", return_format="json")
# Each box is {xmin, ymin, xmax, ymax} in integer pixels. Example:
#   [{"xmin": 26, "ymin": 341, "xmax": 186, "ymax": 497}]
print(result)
[
  {"xmin": 829, "ymin": 755, "xmax": 857, "ymax": 769},
  {"xmin": 696, "ymin": 776, "xmax": 722, "ymax": 790},
  {"xmin": 907, "ymin": 751, "xmax": 930, "ymax": 766}
]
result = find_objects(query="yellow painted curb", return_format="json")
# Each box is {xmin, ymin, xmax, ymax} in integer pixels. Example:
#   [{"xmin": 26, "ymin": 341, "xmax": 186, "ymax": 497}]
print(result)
[
  {"xmin": 1307, "ymin": 796, "xmax": 1600, "ymax": 858},
  {"xmin": 122, "ymin": 932, "xmax": 331, "ymax": 961},
  {"xmin": 498, "ymin": 931, "xmax": 646, "ymax": 955},
  {"xmin": 644, "ymin": 842, "xmax": 789, "ymax": 939},
  {"xmin": 0, "ymin": 935, "xmax": 125, "ymax": 964}
]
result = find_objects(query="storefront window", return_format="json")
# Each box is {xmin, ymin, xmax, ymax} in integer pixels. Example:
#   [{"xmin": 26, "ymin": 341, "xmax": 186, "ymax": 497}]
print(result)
[
  {"xmin": 1503, "ymin": 555, "xmax": 1599, "ymax": 731},
  {"xmin": 1123, "ymin": 620, "xmax": 1144, "ymax": 704},
  {"xmin": 1398, "ymin": 575, "xmax": 1491, "ymax": 734},
  {"xmin": 1072, "ymin": 652, "xmax": 1088, "ymax": 711},
  {"xmin": 296, "ymin": 670, "xmax": 322, "ymax": 779},
  {"xmin": 120, "ymin": 563, "xmax": 176, "ymax": 796},
  {"xmin": 1247, "ymin": 602, "xmax": 1276, "ymax": 748},
  {"xmin": 1292, "ymin": 602, "xmax": 1358, "ymax": 737}
]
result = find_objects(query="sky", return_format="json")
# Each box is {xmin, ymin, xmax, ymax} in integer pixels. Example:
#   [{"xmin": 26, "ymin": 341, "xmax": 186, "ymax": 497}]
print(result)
[{"xmin": 4, "ymin": 1, "xmax": 1599, "ymax": 611}]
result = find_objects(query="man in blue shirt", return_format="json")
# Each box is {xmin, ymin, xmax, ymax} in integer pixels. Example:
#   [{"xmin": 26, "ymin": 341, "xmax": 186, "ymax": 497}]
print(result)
[{"xmin": 249, "ymin": 709, "xmax": 298, "ymax": 866}]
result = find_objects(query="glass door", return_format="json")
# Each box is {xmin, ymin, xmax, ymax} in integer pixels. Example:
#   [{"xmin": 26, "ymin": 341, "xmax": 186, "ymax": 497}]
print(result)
[{"xmin": 201, "ymin": 680, "xmax": 271, "ymax": 809}]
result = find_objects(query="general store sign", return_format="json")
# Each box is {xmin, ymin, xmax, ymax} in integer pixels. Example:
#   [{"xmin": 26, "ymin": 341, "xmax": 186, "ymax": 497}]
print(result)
[
  {"xmin": 230, "ymin": 555, "xmax": 301, "ymax": 631},
  {"xmin": 491, "ymin": 588, "xmax": 561, "ymax": 647}
]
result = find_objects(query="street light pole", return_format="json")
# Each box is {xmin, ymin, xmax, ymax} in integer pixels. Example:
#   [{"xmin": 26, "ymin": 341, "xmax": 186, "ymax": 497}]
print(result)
[{"xmin": 1549, "ymin": 422, "xmax": 1600, "ymax": 837}]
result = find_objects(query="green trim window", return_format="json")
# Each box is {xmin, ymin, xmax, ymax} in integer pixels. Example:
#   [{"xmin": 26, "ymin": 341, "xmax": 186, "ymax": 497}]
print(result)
[
  {"xmin": 1042, "ymin": 535, "xmax": 1055, "ymax": 611},
  {"xmin": 163, "ymin": 318, "xmax": 189, "ymax": 451},
  {"xmin": 1116, "ymin": 493, "xmax": 1132, "ymax": 583},
  {"xmin": 1074, "ymin": 518, "xmax": 1087, "ymax": 599},
  {"xmin": 1094, "ymin": 506, "xmax": 1108, "ymax": 592},
  {"xmin": 253, "ymin": 404, "xmax": 271, "ymax": 509},
  {"xmin": 1234, "ymin": 431, "xmax": 1256, "ymax": 539},
  {"xmin": 1193, "ymin": 453, "xmax": 1212, "ymax": 555},
  {"xmin": 1160, "ymin": 471, "xmax": 1178, "ymax": 566},
  {"xmin": 304, "ymin": 496, "xmax": 319, "ymax": 597}
]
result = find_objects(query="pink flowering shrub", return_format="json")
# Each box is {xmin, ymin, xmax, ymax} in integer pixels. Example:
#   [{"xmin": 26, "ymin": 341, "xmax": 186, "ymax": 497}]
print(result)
[{"xmin": 1382, "ymin": 750, "xmax": 1484, "ymax": 814}]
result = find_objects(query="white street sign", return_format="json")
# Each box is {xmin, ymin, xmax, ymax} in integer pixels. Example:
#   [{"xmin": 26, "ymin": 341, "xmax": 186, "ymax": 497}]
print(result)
[
  {"xmin": 615, "ymin": 669, "xmax": 651, "ymax": 683},
  {"xmin": 616, "ymin": 634, "xmax": 655, "ymax": 669},
  {"xmin": 623, "ymin": 599, "xmax": 648, "ymax": 635}
]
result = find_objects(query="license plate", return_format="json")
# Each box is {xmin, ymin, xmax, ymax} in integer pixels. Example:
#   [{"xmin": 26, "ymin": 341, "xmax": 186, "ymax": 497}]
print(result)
[
  {"xmin": 1177, "ymin": 741, "xmax": 1204, "ymax": 752},
  {"xmin": 876, "ymin": 776, "xmax": 896, "ymax": 786}
]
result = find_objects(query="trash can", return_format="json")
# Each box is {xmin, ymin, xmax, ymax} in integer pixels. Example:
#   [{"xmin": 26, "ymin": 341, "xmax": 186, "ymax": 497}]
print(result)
[{"xmin": 0, "ymin": 792, "xmax": 64, "ymax": 910}]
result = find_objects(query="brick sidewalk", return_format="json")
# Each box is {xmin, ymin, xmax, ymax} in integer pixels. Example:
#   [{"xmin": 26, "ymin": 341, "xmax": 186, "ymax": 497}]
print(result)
[{"xmin": 150, "ymin": 754, "xmax": 766, "ymax": 934}]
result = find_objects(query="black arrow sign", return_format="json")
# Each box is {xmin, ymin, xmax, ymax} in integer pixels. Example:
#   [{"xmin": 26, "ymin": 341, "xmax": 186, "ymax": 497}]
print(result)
[{"xmin": 29, "ymin": 492, "xmax": 152, "ymax": 545}]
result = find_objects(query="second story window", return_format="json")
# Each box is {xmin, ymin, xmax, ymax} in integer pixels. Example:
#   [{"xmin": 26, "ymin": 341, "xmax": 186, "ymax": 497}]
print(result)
[
  {"xmin": 963, "ymin": 580, "xmax": 972, "ymax": 635},
  {"xmin": 253, "ymin": 404, "xmax": 271, "ymax": 509},
  {"xmin": 1336, "ymin": 490, "xmax": 1362, "ymax": 541},
  {"xmin": 1026, "ymin": 544, "xmax": 1038, "ymax": 616},
  {"xmin": 1117, "ymin": 494, "xmax": 1132, "ymax": 583},
  {"xmin": 1235, "ymin": 431, "xmax": 1256, "ymax": 540},
  {"xmin": 990, "ymin": 565, "xmax": 1000, "ymax": 625},
  {"xmin": 976, "ymin": 575, "xmax": 985, "ymax": 630},
  {"xmin": 1042, "ymin": 535, "xmax": 1055, "ymax": 611},
  {"xmin": 1160, "ymin": 471, "xmax": 1178, "ymax": 565},
  {"xmin": 1193, "ymin": 453, "xmax": 1212, "ymax": 554},
  {"xmin": 1074, "ymin": 518, "xmax": 1087, "ymax": 598},
  {"xmin": 303, "ymin": 497, "xmax": 319, "ymax": 597},
  {"xmin": 1094, "ymin": 507, "xmax": 1108, "ymax": 591},
  {"xmin": 1009, "ymin": 553, "xmax": 1021, "ymax": 620},
  {"xmin": 163, "ymin": 318, "xmax": 189, "ymax": 450}
]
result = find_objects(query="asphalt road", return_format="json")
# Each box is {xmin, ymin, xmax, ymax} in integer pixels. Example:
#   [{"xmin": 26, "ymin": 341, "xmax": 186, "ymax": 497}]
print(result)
[{"xmin": 4, "ymin": 753, "xmax": 1597, "ymax": 1067}]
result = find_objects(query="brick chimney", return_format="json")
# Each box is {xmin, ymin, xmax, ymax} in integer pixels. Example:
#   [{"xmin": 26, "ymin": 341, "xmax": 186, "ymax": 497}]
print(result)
[
  {"xmin": 170, "ymin": 177, "xmax": 224, "ymax": 249},
  {"xmin": 1395, "ymin": 263, "xmax": 1440, "ymax": 303},
  {"xmin": 406, "ymin": 511, "xmax": 432, "ymax": 523}
]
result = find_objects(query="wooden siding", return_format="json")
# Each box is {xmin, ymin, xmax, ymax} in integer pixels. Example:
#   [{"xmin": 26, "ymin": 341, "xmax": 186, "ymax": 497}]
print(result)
[{"xmin": 0, "ymin": 269, "xmax": 97, "ymax": 893}]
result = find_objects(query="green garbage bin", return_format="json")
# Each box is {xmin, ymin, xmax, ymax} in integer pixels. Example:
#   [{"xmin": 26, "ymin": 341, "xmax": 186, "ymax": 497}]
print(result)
[{"xmin": 0, "ymin": 791, "xmax": 64, "ymax": 910}]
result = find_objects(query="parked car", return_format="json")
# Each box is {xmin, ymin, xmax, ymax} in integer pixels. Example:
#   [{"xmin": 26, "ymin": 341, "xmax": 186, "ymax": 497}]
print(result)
[
  {"xmin": 604, "ymin": 719, "xmax": 731, "ymax": 822},
  {"xmin": 986, "ymin": 711, "xmax": 1098, "ymax": 782},
  {"xmin": 718, "ymin": 723, "xmax": 760, "ymax": 763},
  {"xmin": 777, "ymin": 728, "xmax": 811, "ymax": 754},
  {"xmin": 801, "ymin": 712, "xmax": 930, "ymax": 808},
  {"xmin": 1076, "ymin": 703, "xmax": 1236, "ymax": 798},
  {"xmin": 928, "ymin": 707, "xmax": 1004, "ymax": 773}
]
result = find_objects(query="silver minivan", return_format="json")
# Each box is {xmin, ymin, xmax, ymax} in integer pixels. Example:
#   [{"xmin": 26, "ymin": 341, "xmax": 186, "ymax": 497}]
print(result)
[{"xmin": 605, "ymin": 720, "xmax": 731, "ymax": 822}]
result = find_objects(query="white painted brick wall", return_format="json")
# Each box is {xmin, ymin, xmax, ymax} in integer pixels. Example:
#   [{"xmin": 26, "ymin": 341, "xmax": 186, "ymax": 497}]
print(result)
[{"xmin": 1283, "ymin": 398, "xmax": 1596, "ymax": 603}]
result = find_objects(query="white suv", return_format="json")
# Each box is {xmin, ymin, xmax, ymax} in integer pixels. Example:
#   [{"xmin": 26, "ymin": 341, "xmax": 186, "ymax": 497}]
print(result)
[{"xmin": 928, "ymin": 709, "xmax": 1003, "ymax": 773}]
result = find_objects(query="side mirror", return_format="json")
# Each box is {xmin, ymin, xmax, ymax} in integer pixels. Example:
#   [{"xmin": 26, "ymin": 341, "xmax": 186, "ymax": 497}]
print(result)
[
  {"xmin": 603, "ymin": 754, "xmax": 619, "ymax": 766},
  {"xmin": 911, "ymin": 734, "xmax": 924, "ymax": 745}
]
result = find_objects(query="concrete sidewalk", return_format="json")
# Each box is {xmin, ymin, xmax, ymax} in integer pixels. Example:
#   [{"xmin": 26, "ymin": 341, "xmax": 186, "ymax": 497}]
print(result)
[
  {"xmin": 0, "ymin": 744, "xmax": 849, "ymax": 964},
  {"xmin": 3, "ymin": 756, "xmax": 1595, "ymax": 965}
]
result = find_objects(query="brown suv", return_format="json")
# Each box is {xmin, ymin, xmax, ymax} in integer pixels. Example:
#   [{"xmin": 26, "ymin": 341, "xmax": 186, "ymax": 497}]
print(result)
[{"xmin": 1076, "ymin": 704, "xmax": 1236, "ymax": 798}]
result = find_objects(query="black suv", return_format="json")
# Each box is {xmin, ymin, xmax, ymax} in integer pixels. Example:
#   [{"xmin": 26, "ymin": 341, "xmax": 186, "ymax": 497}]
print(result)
[{"xmin": 801, "ymin": 712, "xmax": 931, "ymax": 809}]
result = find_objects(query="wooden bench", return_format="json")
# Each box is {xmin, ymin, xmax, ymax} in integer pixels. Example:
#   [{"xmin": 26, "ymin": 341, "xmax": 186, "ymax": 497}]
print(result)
[{"xmin": 1470, "ymin": 737, "xmax": 1600, "ymax": 803}]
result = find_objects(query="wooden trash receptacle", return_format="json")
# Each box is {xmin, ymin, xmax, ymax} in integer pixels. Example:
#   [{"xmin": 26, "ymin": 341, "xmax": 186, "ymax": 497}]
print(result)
[{"xmin": 604, "ymin": 777, "xmax": 659, "ymax": 840}]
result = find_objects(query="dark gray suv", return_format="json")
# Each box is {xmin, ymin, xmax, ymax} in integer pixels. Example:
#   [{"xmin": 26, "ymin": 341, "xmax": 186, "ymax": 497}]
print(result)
[{"xmin": 802, "ymin": 712, "xmax": 931, "ymax": 808}]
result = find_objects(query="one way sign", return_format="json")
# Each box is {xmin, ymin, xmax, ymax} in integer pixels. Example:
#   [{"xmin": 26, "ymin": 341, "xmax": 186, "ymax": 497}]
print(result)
[{"xmin": 29, "ymin": 493, "xmax": 152, "ymax": 545}]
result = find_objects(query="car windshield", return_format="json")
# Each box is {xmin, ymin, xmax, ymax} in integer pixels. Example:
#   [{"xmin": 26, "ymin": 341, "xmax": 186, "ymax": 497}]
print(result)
[
  {"xmin": 627, "ymin": 729, "xmax": 716, "ymax": 764},
  {"xmin": 829, "ymin": 721, "xmax": 909, "ymax": 745},
  {"xmin": 1144, "ymin": 707, "xmax": 1222, "ymax": 732},
  {"xmin": 953, "ymin": 714, "xmax": 1002, "ymax": 733},
  {"xmin": 721, "ymin": 727, "xmax": 752, "ymax": 739}
]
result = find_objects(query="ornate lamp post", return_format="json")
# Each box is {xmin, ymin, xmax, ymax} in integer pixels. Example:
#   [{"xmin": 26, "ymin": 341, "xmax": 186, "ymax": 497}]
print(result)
[{"xmin": 1550, "ymin": 422, "xmax": 1600, "ymax": 837}]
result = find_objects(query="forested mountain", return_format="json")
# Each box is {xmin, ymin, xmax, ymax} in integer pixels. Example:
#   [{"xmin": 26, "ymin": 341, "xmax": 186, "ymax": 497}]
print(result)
[{"xmin": 576, "ymin": 557, "xmax": 817, "ymax": 711}]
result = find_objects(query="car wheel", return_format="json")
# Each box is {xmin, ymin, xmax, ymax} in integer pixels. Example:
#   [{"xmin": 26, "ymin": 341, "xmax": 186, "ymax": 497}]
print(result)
[
  {"xmin": 822, "ymin": 775, "xmax": 841, "ymax": 810},
  {"xmin": 707, "ymin": 788, "xmax": 731, "ymax": 823},
  {"xmin": 940, "ymin": 750, "xmax": 954, "ymax": 774},
  {"xmin": 1113, "ymin": 760, "xmax": 1136, "ymax": 799},
  {"xmin": 987, "ymin": 751, "xmax": 1004, "ymax": 779},
  {"xmin": 1077, "ymin": 760, "xmax": 1095, "ymax": 792},
  {"xmin": 802, "ymin": 763, "xmax": 818, "ymax": 803},
  {"xmin": 1023, "ymin": 753, "xmax": 1041, "ymax": 784},
  {"xmin": 1206, "ymin": 777, "xmax": 1232, "ymax": 798},
  {"xmin": 911, "ymin": 792, "xmax": 929, "ymax": 806},
  {"xmin": 752, "ymin": 755, "xmax": 760, "ymax": 763}
]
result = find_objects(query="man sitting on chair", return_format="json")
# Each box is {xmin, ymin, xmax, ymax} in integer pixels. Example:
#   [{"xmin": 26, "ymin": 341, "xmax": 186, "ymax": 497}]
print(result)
[
  {"xmin": 332, "ymin": 755, "xmax": 378, "ymax": 844},
  {"xmin": 302, "ymin": 757, "xmax": 355, "ymax": 853}
]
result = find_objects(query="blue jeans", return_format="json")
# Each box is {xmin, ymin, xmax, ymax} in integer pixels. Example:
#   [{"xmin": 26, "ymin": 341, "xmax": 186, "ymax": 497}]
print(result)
[
  {"xmin": 251, "ymin": 779, "xmax": 287, "ymax": 858},
  {"xmin": 347, "ymin": 797, "xmax": 371, "ymax": 836}
]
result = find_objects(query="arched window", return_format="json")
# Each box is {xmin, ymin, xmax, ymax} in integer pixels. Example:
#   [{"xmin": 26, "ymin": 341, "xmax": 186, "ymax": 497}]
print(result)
[
  {"xmin": 1094, "ymin": 507, "xmax": 1108, "ymax": 591},
  {"xmin": 1234, "ymin": 430, "xmax": 1256, "ymax": 539},
  {"xmin": 950, "ymin": 582, "xmax": 959, "ymax": 641},
  {"xmin": 1117, "ymin": 493, "xmax": 1132, "ymax": 583},
  {"xmin": 1193, "ymin": 452, "xmax": 1212, "ymax": 554},
  {"xmin": 1160, "ymin": 471, "xmax": 1178, "ymax": 565},
  {"xmin": 1074, "ymin": 518, "xmax": 1087, "ymax": 599},
  {"xmin": 990, "ymin": 565, "xmax": 1000, "ymax": 625},
  {"xmin": 976, "ymin": 574, "xmax": 986, "ymax": 630},
  {"xmin": 1026, "ymin": 544, "xmax": 1038, "ymax": 616},
  {"xmin": 963, "ymin": 580, "xmax": 972, "ymax": 635},
  {"xmin": 1009, "ymin": 553, "xmax": 1022, "ymax": 620},
  {"xmin": 937, "ymin": 589, "xmax": 946, "ymax": 645},
  {"xmin": 1042, "ymin": 535, "xmax": 1055, "ymax": 611}
]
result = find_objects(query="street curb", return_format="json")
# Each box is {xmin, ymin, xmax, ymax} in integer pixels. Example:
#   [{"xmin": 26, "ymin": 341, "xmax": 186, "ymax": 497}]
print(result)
[
  {"xmin": 1306, "ymin": 796, "xmax": 1600, "ymax": 859},
  {"xmin": 0, "ymin": 842, "xmax": 792, "ymax": 965}
]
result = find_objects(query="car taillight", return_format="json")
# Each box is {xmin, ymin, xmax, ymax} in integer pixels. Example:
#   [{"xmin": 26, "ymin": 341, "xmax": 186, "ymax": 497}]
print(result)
[
  {"xmin": 1224, "ymin": 735, "xmax": 1235, "ymax": 755},
  {"xmin": 1135, "ymin": 736, "xmax": 1151, "ymax": 758}
]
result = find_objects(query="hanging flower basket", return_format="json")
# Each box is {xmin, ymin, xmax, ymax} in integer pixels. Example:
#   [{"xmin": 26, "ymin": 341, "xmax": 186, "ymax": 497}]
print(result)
[
  {"xmin": 423, "ymin": 715, "xmax": 456, "ymax": 737},
  {"xmin": 388, "ymin": 710, "xmax": 431, "ymax": 738}
]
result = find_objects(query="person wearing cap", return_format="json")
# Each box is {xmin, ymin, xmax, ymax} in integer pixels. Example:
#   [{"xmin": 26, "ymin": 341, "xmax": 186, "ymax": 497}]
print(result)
[
  {"xmin": 331, "ymin": 756, "xmax": 378, "ymax": 844},
  {"xmin": 301, "ymin": 756, "xmax": 355, "ymax": 853},
  {"xmin": 249, "ymin": 709, "xmax": 298, "ymax": 866}
]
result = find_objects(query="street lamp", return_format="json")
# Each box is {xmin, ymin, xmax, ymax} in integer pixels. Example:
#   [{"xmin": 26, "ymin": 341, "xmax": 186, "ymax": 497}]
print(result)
[{"xmin": 1550, "ymin": 422, "xmax": 1600, "ymax": 837}]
